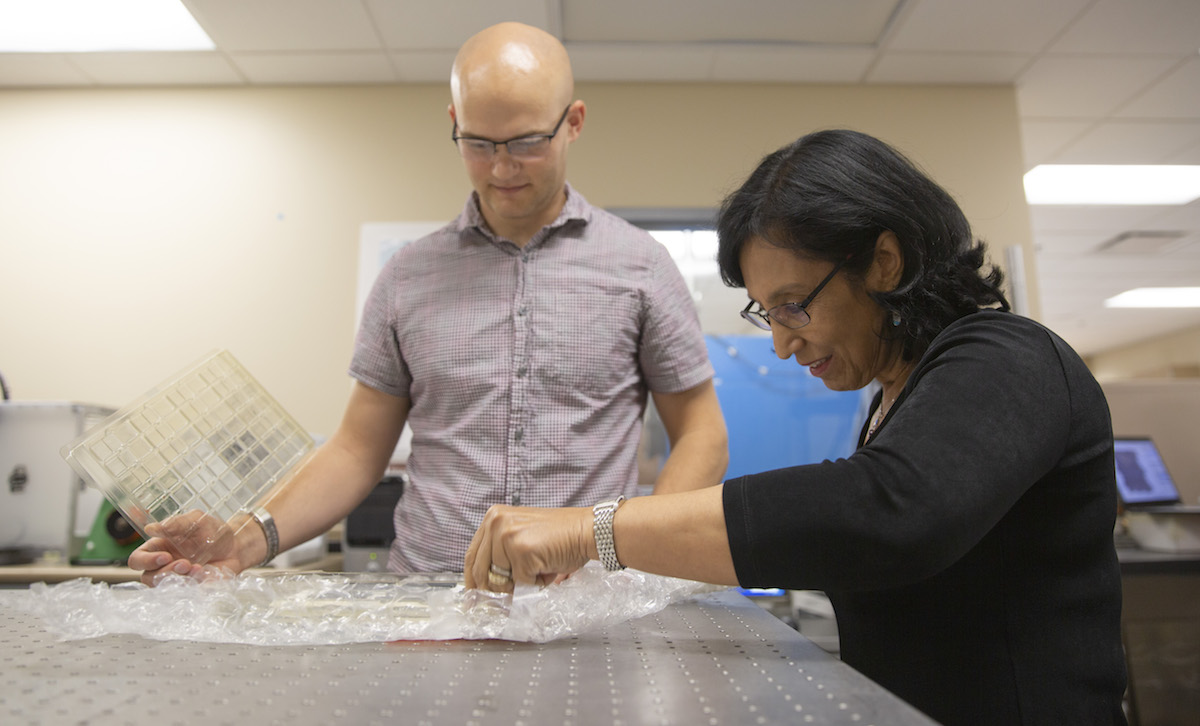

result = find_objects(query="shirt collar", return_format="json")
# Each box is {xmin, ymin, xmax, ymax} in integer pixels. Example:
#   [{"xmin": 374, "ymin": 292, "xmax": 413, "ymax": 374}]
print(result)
[{"xmin": 456, "ymin": 182, "xmax": 592, "ymax": 244}]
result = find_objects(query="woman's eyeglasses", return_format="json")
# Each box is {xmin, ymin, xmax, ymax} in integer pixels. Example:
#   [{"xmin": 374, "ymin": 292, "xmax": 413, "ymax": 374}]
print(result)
[{"xmin": 740, "ymin": 257, "xmax": 848, "ymax": 331}]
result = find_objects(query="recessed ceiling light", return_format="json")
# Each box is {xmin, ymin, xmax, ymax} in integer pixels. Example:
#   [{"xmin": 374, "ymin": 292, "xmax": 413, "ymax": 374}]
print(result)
[
  {"xmin": 0, "ymin": 0, "xmax": 213, "ymax": 52},
  {"xmin": 1024, "ymin": 165, "xmax": 1200, "ymax": 205},
  {"xmin": 1105, "ymin": 287, "xmax": 1200, "ymax": 308}
]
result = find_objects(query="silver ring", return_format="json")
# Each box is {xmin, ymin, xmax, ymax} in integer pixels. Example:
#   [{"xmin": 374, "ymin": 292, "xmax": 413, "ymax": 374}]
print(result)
[{"xmin": 489, "ymin": 563, "xmax": 512, "ymax": 579}]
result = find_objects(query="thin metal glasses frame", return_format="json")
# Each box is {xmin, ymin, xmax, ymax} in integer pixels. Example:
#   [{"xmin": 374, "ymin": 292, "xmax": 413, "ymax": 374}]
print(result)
[
  {"xmin": 451, "ymin": 104, "xmax": 572, "ymax": 159},
  {"xmin": 740, "ymin": 256, "xmax": 849, "ymax": 331}
]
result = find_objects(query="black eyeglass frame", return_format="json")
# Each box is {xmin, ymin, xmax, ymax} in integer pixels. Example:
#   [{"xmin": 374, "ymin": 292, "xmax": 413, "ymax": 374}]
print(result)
[
  {"xmin": 451, "ymin": 104, "xmax": 573, "ymax": 158},
  {"xmin": 740, "ymin": 256, "xmax": 850, "ymax": 331}
]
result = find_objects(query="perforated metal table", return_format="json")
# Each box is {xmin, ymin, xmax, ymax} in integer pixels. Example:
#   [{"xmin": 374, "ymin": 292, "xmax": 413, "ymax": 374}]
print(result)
[{"xmin": 0, "ymin": 590, "xmax": 935, "ymax": 725}]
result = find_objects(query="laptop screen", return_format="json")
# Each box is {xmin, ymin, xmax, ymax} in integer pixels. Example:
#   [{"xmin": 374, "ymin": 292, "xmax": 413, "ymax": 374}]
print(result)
[{"xmin": 1113, "ymin": 437, "xmax": 1182, "ymax": 507}]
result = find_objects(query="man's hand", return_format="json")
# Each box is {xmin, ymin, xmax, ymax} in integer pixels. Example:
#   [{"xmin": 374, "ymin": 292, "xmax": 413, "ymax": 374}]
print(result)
[{"xmin": 126, "ymin": 509, "xmax": 245, "ymax": 586}]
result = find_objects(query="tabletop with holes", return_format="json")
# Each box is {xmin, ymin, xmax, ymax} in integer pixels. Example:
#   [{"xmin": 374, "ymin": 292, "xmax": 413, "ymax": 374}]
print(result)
[{"xmin": 0, "ymin": 589, "xmax": 934, "ymax": 726}]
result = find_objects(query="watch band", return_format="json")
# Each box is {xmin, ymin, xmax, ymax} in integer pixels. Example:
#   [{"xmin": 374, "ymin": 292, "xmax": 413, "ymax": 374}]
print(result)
[
  {"xmin": 249, "ymin": 506, "xmax": 279, "ymax": 568},
  {"xmin": 592, "ymin": 496, "xmax": 625, "ymax": 571}
]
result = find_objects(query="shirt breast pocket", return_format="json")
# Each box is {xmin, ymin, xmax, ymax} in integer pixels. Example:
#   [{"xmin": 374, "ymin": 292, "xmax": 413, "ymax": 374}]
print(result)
[{"xmin": 542, "ymin": 289, "xmax": 642, "ymax": 396}]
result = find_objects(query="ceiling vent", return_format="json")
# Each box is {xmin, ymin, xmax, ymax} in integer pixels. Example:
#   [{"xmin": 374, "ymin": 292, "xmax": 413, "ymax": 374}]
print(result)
[{"xmin": 1094, "ymin": 230, "xmax": 1187, "ymax": 255}]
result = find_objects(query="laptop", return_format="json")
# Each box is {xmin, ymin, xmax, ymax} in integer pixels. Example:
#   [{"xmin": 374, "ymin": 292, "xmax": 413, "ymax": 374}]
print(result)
[
  {"xmin": 1113, "ymin": 437, "xmax": 1200, "ymax": 553},
  {"xmin": 1113, "ymin": 437, "xmax": 1200, "ymax": 512}
]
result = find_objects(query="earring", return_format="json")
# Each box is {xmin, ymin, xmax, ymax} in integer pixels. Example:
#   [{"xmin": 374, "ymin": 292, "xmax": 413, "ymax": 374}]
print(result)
[{"xmin": 891, "ymin": 310, "xmax": 901, "ymax": 327}]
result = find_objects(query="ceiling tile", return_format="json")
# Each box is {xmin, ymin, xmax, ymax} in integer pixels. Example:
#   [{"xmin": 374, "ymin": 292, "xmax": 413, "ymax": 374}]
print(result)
[
  {"xmin": 230, "ymin": 52, "xmax": 397, "ymax": 84},
  {"xmin": 886, "ymin": 0, "xmax": 1089, "ymax": 54},
  {"xmin": 1053, "ymin": 120, "xmax": 1200, "ymax": 164},
  {"xmin": 1159, "ymin": 239, "xmax": 1200, "ymax": 261},
  {"xmin": 1029, "ymin": 204, "xmax": 1167, "ymax": 234},
  {"xmin": 562, "ymin": 0, "xmax": 898, "ymax": 44},
  {"xmin": 568, "ymin": 44, "xmax": 716, "ymax": 82},
  {"xmin": 1016, "ymin": 56, "xmax": 1177, "ymax": 118},
  {"xmin": 1043, "ymin": 256, "xmax": 1200, "ymax": 284},
  {"xmin": 0, "ymin": 54, "xmax": 94, "ymax": 87},
  {"xmin": 1114, "ymin": 57, "xmax": 1200, "ymax": 120},
  {"xmin": 1172, "ymin": 139, "xmax": 1200, "ymax": 164},
  {"xmin": 1151, "ymin": 201, "xmax": 1200, "ymax": 234},
  {"xmin": 867, "ymin": 51, "xmax": 1028, "ymax": 84},
  {"xmin": 1019, "ymin": 119, "xmax": 1092, "ymax": 168},
  {"xmin": 366, "ymin": 0, "xmax": 550, "ymax": 50},
  {"xmin": 1093, "ymin": 231, "xmax": 1190, "ymax": 256},
  {"xmin": 1049, "ymin": 0, "xmax": 1200, "ymax": 55},
  {"xmin": 388, "ymin": 51, "xmax": 458, "ymax": 83},
  {"xmin": 1036, "ymin": 280, "xmax": 1133, "ymax": 304},
  {"xmin": 187, "ymin": 0, "xmax": 380, "ymax": 52},
  {"xmin": 712, "ymin": 46, "xmax": 874, "ymax": 83},
  {"xmin": 1033, "ymin": 231, "xmax": 1111, "ymax": 260},
  {"xmin": 69, "ymin": 52, "xmax": 244, "ymax": 85}
]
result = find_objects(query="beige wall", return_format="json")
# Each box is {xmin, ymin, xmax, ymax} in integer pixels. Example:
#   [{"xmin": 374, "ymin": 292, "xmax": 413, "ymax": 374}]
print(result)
[
  {"xmin": 1089, "ymin": 324, "xmax": 1200, "ymax": 381},
  {"xmin": 0, "ymin": 83, "xmax": 1034, "ymax": 434}
]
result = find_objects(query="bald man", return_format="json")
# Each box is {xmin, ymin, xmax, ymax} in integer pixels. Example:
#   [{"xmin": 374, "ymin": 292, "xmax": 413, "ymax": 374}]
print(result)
[{"xmin": 128, "ymin": 22, "xmax": 727, "ymax": 580}]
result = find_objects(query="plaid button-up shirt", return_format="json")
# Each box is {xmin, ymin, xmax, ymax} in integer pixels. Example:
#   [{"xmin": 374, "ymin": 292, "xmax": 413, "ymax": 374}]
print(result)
[{"xmin": 350, "ymin": 185, "xmax": 714, "ymax": 572}]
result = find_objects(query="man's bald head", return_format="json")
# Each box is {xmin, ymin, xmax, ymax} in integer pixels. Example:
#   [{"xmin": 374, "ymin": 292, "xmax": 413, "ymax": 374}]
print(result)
[{"xmin": 450, "ymin": 22, "xmax": 574, "ymax": 116}]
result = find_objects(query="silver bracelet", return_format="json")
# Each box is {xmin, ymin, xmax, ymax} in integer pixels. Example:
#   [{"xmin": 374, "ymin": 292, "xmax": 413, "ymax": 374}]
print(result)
[
  {"xmin": 248, "ymin": 506, "xmax": 279, "ymax": 568},
  {"xmin": 593, "ymin": 496, "xmax": 625, "ymax": 571}
]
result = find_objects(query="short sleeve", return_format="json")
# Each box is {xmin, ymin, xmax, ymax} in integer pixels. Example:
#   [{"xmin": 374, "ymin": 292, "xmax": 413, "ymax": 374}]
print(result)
[
  {"xmin": 348, "ymin": 258, "xmax": 411, "ymax": 398},
  {"xmin": 637, "ymin": 243, "xmax": 715, "ymax": 393}
]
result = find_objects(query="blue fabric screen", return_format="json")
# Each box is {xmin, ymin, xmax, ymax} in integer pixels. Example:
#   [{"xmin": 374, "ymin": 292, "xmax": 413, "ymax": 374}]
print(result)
[{"xmin": 706, "ymin": 335, "xmax": 868, "ymax": 480}]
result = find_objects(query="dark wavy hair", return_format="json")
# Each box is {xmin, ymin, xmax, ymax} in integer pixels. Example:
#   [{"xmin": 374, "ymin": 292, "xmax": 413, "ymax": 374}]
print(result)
[{"xmin": 717, "ymin": 129, "xmax": 1009, "ymax": 361}]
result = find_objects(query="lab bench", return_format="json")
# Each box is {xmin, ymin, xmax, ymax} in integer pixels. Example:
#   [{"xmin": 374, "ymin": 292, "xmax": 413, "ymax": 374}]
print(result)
[{"xmin": 0, "ymin": 588, "xmax": 935, "ymax": 726}]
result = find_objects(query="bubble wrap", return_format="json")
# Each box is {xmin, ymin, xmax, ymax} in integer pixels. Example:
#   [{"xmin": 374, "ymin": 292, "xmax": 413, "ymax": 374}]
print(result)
[{"xmin": 6, "ymin": 563, "xmax": 722, "ymax": 645}]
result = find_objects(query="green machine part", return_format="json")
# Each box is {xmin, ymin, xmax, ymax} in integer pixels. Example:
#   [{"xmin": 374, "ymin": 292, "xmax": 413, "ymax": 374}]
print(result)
[{"xmin": 74, "ymin": 500, "xmax": 144, "ymax": 565}]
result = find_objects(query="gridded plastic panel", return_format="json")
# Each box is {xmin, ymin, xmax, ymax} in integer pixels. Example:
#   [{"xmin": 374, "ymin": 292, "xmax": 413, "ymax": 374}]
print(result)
[{"xmin": 61, "ymin": 351, "xmax": 313, "ymax": 540}]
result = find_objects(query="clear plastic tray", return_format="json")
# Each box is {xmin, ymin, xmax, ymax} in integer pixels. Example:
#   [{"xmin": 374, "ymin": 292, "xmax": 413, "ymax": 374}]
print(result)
[{"xmin": 60, "ymin": 351, "xmax": 313, "ymax": 565}]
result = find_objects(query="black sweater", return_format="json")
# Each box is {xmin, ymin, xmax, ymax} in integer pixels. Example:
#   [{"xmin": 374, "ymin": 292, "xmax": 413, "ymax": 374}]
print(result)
[{"xmin": 724, "ymin": 310, "xmax": 1127, "ymax": 725}]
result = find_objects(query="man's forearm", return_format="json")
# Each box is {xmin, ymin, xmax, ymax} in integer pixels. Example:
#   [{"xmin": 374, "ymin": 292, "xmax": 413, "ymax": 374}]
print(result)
[
  {"xmin": 650, "ymin": 426, "xmax": 729, "ymax": 494},
  {"xmin": 262, "ymin": 437, "xmax": 391, "ymax": 555}
]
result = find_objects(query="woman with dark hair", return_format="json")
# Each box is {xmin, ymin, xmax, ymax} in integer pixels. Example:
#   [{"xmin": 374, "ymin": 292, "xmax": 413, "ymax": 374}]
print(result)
[{"xmin": 464, "ymin": 129, "xmax": 1128, "ymax": 725}]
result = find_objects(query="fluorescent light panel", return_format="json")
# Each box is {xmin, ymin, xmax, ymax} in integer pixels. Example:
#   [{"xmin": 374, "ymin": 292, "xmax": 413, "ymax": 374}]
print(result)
[
  {"xmin": 1024, "ymin": 165, "xmax": 1200, "ymax": 205},
  {"xmin": 0, "ymin": 0, "xmax": 213, "ymax": 52},
  {"xmin": 1105, "ymin": 288, "xmax": 1200, "ymax": 308}
]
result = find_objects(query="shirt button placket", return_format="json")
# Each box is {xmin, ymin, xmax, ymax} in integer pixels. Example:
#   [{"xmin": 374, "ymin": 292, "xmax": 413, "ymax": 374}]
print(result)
[{"xmin": 509, "ymin": 251, "xmax": 531, "ymax": 508}]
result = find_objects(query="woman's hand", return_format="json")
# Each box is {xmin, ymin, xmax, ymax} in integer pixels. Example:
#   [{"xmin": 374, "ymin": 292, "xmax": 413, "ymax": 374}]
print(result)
[{"xmin": 464, "ymin": 505, "xmax": 594, "ymax": 592}]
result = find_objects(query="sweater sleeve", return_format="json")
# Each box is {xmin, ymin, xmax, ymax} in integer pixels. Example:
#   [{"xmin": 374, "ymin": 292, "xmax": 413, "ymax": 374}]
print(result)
[{"xmin": 724, "ymin": 312, "xmax": 1077, "ymax": 591}]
